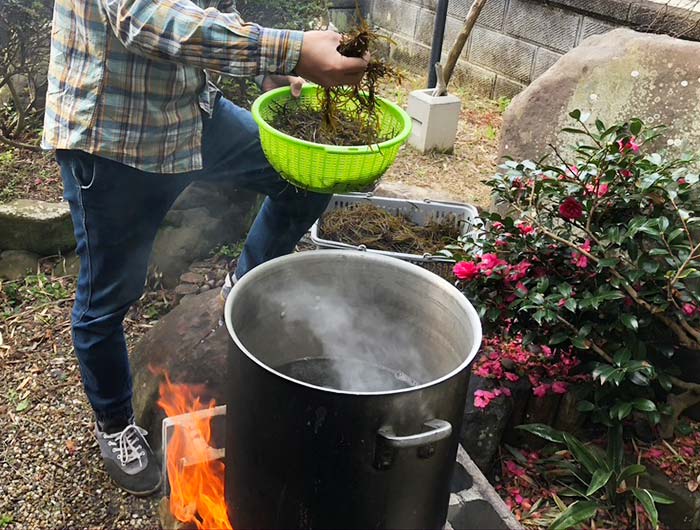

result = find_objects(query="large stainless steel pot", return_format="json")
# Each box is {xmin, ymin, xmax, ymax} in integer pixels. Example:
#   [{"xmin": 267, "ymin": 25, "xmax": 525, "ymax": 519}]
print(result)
[{"xmin": 224, "ymin": 250, "xmax": 482, "ymax": 530}]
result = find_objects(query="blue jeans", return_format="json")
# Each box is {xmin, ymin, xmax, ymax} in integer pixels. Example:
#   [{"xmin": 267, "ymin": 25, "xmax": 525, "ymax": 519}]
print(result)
[{"xmin": 57, "ymin": 97, "xmax": 331, "ymax": 424}]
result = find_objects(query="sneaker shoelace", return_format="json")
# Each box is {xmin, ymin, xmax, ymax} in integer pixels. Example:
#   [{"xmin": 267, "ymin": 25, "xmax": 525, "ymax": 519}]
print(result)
[{"xmin": 104, "ymin": 424, "xmax": 149, "ymax": 467}]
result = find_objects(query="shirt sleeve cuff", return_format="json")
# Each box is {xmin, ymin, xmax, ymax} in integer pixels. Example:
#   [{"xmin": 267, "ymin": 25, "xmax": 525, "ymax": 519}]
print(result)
[{"xmin": 257, "ymin": 27, "xmax": 304, "ymax": 76}]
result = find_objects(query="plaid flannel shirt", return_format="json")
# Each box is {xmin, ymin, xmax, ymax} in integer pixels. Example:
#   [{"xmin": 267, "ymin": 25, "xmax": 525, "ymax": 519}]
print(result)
[{"xmin": 42, "ymin": 0, "xmax": 303, "ymax": 173}]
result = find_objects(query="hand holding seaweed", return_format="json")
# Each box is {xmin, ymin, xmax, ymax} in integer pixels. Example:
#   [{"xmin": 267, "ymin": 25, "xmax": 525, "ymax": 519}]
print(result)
[{"xmin": 268, "ymin": 17, "xmax": 401, "ymax": 146}]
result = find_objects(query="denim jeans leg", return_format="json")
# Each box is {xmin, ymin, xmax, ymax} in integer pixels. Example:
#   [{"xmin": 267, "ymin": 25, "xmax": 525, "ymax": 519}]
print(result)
[
  {"xmin": 58, "ymin": 150, "xmax": 190, "ymax": 423},
  {"xmin": 197, "ymin": 97, "xmax": 332, "ymax": 278}
]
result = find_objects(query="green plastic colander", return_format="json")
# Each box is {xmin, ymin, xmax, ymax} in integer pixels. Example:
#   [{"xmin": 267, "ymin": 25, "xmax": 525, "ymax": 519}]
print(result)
[{"xmin": 251, "ymin": 85, "xmax": 412, "ymax": 194}]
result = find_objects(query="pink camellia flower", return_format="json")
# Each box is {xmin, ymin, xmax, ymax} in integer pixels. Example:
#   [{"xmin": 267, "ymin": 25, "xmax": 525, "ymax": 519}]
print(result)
[
  {"xmin": 474, "ymin": 389, "xmax": 494, "ymax": 409},
  {"xmin": 533, "ymin": 384, "xmax": 550, "ymax": 398},
  {"xmin": 682, "ymin": 303, "xmax": 698, "ymax": 317},
  {"xmin": 505, "ymin": 372, "xmax": 520, "ymax": 382},
  {"xmin": 478, "ymin": 253, "xmax": 507, "ymax": 276},
  {"xmin": 552, "ymin": 382, "xmax": 569, "ymax": 394},
  {"xmin": 515, "ymin": 282, "xmax": 528, "ymax": 295},
  {"xmin": 679, "ymin": 178, "xmax": 687, "ymax": 185},
  {"xmin": 572, "ymin": 240, "xmax": 592, "ymax": 268},
  {"xmin": 645, "ymin": 448, "xmax": 664, "ymax": 459},
  {"xmin": 586, "ymin": 182, "xmax": 610, "ymax": 198},
  {"xmin": 517, "ymin": 223, "xmax": 535, "ymax": 236},
  {"xmin": 559, "ymin": 197, "xmax": 584, "ymax": 221},
  {"xmin": 454, "ymin": 261, "xmax": 479, "ymax": 281},
  {"xmin": 558, "ymin": 298, "xmax": 568, "ymax": 308},
  {"xmin": 620, "ymin": 169, "xmax": 634, "ymax": 178},
  {"xmin": 618, "ymin": 137, "xmax": 640, "ymax": 154},
  {"xmin": 540, "ymin": 345, "xmax": 553, "ymax": 357},
  {"xmin": 508, "ymin": 261, "xmax": 532, "ymax": 282},
  {"xmin": 495, "ymin": 239, "xmax": 509, "ymax": 248},
  {"xmin": 492, "ymin": 221, "xmax": 505, "ymax": 230},
  {"xmin": 505, "ymin": 460, "xmax": 526, "ymax": 478}
]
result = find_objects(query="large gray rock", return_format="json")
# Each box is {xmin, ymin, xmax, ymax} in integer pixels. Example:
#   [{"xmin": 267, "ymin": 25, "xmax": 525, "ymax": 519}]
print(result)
[
  {"xmin": 149, "ymin": 182, "xmax": 261, "ymax": 287},
  {"xmin": 0, "ymin": 199, "xmax": 75, "ymax": 255},
  {"xmin": 500, "ymin": 29, "xmax": 700, "ymax": 163},
  {"xmin": 0, "ymin": 250, "xmax": 39, "ymax": 280}
]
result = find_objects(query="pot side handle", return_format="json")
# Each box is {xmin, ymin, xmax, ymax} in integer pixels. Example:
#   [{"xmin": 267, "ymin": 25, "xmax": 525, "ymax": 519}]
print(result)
[{"xmin": 374, "ymin": 419, "xmax": 452, "ymax": 470}]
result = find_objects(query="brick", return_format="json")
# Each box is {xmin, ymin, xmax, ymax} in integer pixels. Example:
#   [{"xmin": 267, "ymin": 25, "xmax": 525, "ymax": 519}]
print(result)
[
  {"xmin": 370, "ymin": 0, "xmax": 420, "ymax": 37},
  {"xmin": 447, "ymin": 0, "xmax": 508, "ymax": 31},
  {"xmin": 548, "ymin": 0, "xmax": 632, "ymax": 23},
  {"xmin": 532, "ymin": 47, "xmax": 563, "ymax": 79},
  {"xmin": 494, "ymin": 76, "xmax": 526, "ymax": 99},
  {"xmin": 505, "ymin": 0, "xmax": 581, "ymax": 52},
  {"xmin": 469, "ymin": 27, "xmax": 537, "ymax": 83},
  {"xmin": 580, "ymin": 16, "xmax": 618, "ymax": 42},
  {"xmin": 448, "ymin": 61, "xmax": 496, "ymax": 97}
]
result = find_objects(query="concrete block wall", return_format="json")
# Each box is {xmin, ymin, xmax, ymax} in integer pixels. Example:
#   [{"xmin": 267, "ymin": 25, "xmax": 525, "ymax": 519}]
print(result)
[{"xmin": 354, "ymin": 0, "xmax": 700, "ymax": 99}]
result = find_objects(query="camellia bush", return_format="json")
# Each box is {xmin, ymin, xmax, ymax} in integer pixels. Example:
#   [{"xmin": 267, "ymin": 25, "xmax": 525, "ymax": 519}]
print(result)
[{"xmin": 448, "ymin": 112, "xmax": 700, "ymax": 439}]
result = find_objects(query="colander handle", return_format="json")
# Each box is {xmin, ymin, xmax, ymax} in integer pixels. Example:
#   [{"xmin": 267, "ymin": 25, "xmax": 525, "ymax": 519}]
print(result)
[{"xmin": 374, "ymin": 419, "xmax": 452, "ymax": 470}]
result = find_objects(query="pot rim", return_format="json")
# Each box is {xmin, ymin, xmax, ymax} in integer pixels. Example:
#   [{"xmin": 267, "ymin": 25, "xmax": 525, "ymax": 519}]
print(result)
[{"xmin": 224, "ymin": 250, "xmax": 483, "ymax": 396}]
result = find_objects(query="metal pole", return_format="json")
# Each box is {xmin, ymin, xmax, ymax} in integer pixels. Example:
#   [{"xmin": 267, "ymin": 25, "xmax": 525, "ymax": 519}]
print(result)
[{"xmin": 428, "ymin": 0, "xmax": 449, "ymax": 88}]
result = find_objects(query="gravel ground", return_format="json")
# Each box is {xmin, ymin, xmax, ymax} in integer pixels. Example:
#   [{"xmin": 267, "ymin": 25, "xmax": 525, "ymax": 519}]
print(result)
[{"xmin": 0, "ymin": 256, "xmax": 228, "ymax": 530}]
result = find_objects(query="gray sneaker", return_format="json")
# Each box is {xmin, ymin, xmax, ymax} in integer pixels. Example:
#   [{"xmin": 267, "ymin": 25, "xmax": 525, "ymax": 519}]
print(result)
[
  {"xmin": 95, "ymin": 421, "xmax": 161, "ymax": 496},
  {"xmin": 219, "ymin": 272, "xmax": 237, "ymax": 303}
]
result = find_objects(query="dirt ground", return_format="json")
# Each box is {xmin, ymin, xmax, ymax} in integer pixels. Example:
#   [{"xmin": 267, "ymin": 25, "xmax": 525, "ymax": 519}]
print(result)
[{"xmin": 0, "ymin": 80, "xmax": 503, "ymax": 529}]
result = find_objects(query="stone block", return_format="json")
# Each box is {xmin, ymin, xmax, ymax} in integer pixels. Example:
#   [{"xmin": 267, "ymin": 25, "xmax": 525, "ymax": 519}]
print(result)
[
  {"xmin": 549, "ymin": 0, "xmax": 632, "ymax": 23},
  {"xmin": 532, "ymin": 47, "xmax": 564, "ymax": 80},
  {"xmin": 628, "ymin": 2, "xmax": 700, "ymax": 41},
  {"xmin": 407, "ymin": 89, "xmax": 462, "ymax": 153},
  {"xmin": 469, "ymin": 27, "xmax": 536, "ymax": 83},
  {"xmin": 0, "ymin": 250, "xmax": 39, "ymax": 280},
  {"xmin": 416, "ymin": 10, "xmax": 465, "ymax": 50},
  {"xmin": 581, "ymin": 16, "xmax": 618, "ymax": 42},
  {"xmin": 449, "ymin": 61, "xmax": 496, "ymax": 97},
  {"xmin": 447, "ymin": 0, "xmax": 508, "ymax": 31},
  {"xmin": 369, "ymin": 0, "xmax": 420, "ymax": 37},
  {"xmin": 494, "ymin": 76, "xmax": 526, "ymax": 100},
  {"xmin": 505, "ymin": 0, "xmax": 581, "ymax": 53},
  {"xmin": 389, "ymin": 33, "xmax": 433, "ymax": 73},
  {"xmin": 0, "ymin": 199, "xmax": 75, "ymax": 255}
]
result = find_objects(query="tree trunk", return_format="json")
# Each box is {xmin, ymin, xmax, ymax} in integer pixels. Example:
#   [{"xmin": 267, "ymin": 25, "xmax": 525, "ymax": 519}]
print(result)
[{"xmin": 443, "ymin": 0, "xmax": 489, "ymax": 88}]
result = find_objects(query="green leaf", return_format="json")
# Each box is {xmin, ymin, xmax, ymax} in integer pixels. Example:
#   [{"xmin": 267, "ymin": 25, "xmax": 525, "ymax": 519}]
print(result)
[
  {"xmin": 657, "ymin": 216, "xmax": 670, "ymax": 233},
  {"xmin": 586, "ymin": 469, "xmax": 614, "ymax": 496},
  {"xmin": 608, "ymin": 423, "xmax": 624, "ymax": 473},
  {"xmin": 563, "ymin": 433, "xmax": 600, "ymax": 475},
  {"xmin": 630, "ymin": 119, "xmax": 643, "ymax": 136},
  {"xmin": 15, "ymin": 399, "xmax": 29, "ymax": 412},
  {"xmin": 621, "ymin": 314, "xmax": 639, "ymax": 331},
  {"xmin": 569, "ymin": 109, "xmax": 582, "ymax": 120},
  {"xmin": 649, "ymin": 490, "xmax": 674, "ymax": 505},
  {"xmin": 550, "ymin": 333, "xmax": 570, "ymax": 345},
  {"xmin": 516, "ymin": 424, "xmax": 565, "ymax": 444},
  {"xmin": 549, "ymin": 501, "xmax": 599, "ymax": 530},
  {"xmin": 618, "ymin": 464, "xmax": 647, "ymax": 484},
  {"xmin": 577, "ymin": 400, "xmax": 595, "ymax": 412},
  {"xmin": 633, "ymin": 399, "xmax": 657, "ymax": 412},
  {"xmin": 612, "ymin": 402, "xmax": 633, "ymax": 421},
  {"xmin": 632, "ymin": 488, "xmax": 658, "ymax": 529}
]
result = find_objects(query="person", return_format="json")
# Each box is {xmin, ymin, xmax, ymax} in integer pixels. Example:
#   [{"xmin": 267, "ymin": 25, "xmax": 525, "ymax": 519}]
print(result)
[{"xmin": 42, "ymin": 0, "xmax": 369, "ymax": 496}]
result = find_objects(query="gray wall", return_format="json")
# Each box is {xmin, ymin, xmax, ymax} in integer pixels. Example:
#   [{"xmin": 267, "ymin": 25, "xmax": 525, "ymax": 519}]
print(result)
[{"xmin": 330, "ymin": 0, "xmax": 700, "ymax": 99}]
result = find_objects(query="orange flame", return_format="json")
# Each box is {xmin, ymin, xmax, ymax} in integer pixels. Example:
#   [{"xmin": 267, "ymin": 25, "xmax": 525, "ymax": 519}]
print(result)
[{"xmin": 157, "ymin": 371, "xmax": 232, "ymax": 530}]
